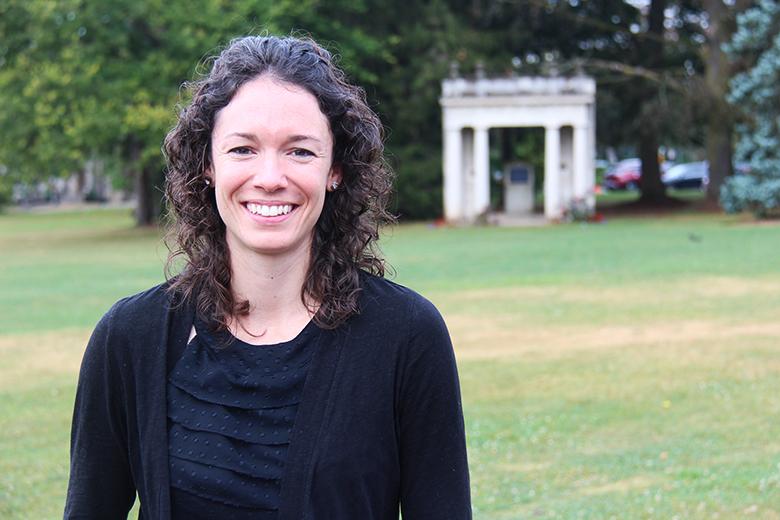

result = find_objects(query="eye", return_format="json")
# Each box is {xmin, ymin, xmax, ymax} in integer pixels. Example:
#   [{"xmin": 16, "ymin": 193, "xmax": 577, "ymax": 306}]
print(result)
[
  {"xmin": 228, "ymin": 146, "xmax": 253, "ymax": 155},
  {"xmin": 290, "ymin": 148, "xmax": 315, "ymax": 158}
]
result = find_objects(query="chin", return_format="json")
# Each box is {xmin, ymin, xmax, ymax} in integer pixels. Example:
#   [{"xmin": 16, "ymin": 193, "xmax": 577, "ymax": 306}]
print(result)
[{"xmin": 245, "ymin": 238, "xmax": 310, "ymax": 258}]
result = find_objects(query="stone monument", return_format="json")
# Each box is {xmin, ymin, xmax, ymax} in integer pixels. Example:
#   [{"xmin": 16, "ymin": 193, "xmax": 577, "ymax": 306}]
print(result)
[{"xmin": 440, "ymin": 69, "xmax": 596, "ymax": 222}]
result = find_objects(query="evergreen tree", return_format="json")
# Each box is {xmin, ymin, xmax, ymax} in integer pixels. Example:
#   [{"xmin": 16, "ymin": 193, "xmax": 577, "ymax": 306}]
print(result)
[{"xmin": 721, "ymin": 0, "xmax": 780, "ymax": 217}]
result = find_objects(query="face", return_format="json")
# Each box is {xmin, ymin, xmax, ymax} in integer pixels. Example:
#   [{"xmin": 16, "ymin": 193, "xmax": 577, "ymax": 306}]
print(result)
[{"xmin": 209, "ymin": 75, "xmax": 341, "ymax": 261}]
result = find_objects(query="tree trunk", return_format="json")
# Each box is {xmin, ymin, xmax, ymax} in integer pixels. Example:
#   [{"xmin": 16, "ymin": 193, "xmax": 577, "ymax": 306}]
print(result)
[
  {"xmin": 134, "ymin": 165, "xmax": 156, "ymax": 226},
  {"xmin": 76, "ymin": 170, "xmax": 86, "ymax": 201},
  {"xmin": 126, "ymin": 139, "xmax": 156, "ymax": 227},
  {"xmin": 702, "ymin": 0, "xmax": 738, "ymax": 203},
  {"xmin": 705, "ymin": 119, "xmax": 733, "ymax": 202},
  {"xmin": 637, "ymin": 0, "xmax": 668, "ymax": 204},
  {"xmin": 639, "ymin": 130, "xmax": 666, "ymax": 201}
]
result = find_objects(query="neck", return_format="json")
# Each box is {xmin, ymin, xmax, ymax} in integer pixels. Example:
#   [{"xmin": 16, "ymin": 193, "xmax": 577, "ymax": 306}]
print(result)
[{"xmin": 227, "ymin": 241, "xmax": 315, "ymax": 343}]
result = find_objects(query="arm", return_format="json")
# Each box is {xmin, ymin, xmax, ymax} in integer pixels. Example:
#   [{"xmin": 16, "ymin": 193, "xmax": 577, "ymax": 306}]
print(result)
[
  {"xmin": 64, "ymin": 306, "xmax": 136, "ymax": 519},
  {"xmin": 398, "ymin": 296, "xmax": 471, "ymax": 519}
]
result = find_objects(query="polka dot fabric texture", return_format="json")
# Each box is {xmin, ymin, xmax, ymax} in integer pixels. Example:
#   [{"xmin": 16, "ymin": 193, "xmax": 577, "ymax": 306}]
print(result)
[{"xmin": 167, "ymin": 316, "xmax": 317, "ymax": 519}]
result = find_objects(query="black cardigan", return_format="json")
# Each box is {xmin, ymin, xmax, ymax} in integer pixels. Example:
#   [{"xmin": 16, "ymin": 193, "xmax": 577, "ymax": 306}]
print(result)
[{"xmin": 65, "ymin": 274, "xmax": 471, "ymax": 519}]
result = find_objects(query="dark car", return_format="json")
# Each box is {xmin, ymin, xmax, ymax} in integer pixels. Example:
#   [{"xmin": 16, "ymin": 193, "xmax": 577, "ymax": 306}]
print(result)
[
  {"xmin": 662, "ymin": 161, "xmax": 708, "ymax": 189},
  {"xmin": 662, "ymin": 161, "xmax": 751, "ymax": 190}
]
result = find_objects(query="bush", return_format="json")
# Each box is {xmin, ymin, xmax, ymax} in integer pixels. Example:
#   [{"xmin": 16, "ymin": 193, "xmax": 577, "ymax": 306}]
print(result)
[
  {"xmin": 390, "ymin": 145, "xmax": 443, "ymax": 221},
  {"xmin": 721, "ymin": 174, "xmax": 780, "ymax": 217},
  {"xmin": 723, "ymin": 1, "xmax": 780, "ymax": 218}
]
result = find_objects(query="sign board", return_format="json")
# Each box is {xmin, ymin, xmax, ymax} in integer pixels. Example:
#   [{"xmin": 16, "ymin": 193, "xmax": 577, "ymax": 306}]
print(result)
[{"xmin": 504, "ymin": 161, "xmax": 535, "ymax": 214}]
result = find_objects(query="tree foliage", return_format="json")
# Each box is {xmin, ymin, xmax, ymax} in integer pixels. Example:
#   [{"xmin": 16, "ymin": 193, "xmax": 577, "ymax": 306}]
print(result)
[
  {"xmin": 721, "ymin": 0, "xmax": 780, "ymax": 216},
  {"xmin": 0, "ymin": 0, "xmax": 272, "ymax": 220},
  {"xmin": 0, "ymin": 1, "xmax": 764, "ymax": 220}
]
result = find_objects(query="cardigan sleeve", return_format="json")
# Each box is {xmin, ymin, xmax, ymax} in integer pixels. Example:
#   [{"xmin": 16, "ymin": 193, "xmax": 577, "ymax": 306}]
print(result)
[
  {"xmin": 64, "ymin": 304, "xmax": 136, "ymax": 519},
  {"xmin": 398, "ymin": 296, "xmax": 472, "ymax": 519}
]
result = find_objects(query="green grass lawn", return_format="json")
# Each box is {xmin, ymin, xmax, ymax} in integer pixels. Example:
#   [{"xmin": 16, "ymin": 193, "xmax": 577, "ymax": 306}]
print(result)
[{"xmin": 2, "ymin": 207, "xmax": 779, "ymax": 518}]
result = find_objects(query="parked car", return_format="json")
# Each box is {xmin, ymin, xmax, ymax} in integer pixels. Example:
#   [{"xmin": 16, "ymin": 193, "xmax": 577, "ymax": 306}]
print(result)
[
  {"xmin": 662, "ymin": 161, "xmax": 752, "ymax": 190},
  {"xmin": 603, "ymin": 158, "xmax": 641, "ymax": 190},
  {"xmin": 603, "ymin": 159, "xmax": 675, "ymax": 190},
  {"xmin": 662, "ymin": 161, "xmax": 708, "ymax": 189}
]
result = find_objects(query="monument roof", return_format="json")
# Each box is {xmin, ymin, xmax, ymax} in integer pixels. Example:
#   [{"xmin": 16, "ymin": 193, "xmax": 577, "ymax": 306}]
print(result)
[{"xmin": 441, "ymin": 75, "xmax": 596, "ymax": 99}]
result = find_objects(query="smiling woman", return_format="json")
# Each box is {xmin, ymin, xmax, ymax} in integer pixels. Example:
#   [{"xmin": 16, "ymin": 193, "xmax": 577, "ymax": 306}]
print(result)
[
  {"xmin": 64, "ymin": 35, "xmax": 471, "ymax": 520},
  {"xmin": 209, "ymin": 75, "xmax": 340, "ymax": 266}
]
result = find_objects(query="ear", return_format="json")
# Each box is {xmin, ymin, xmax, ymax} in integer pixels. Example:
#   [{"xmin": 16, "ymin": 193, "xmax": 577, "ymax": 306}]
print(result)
[
  {"xmin": 327, "ymin": 164, "xmax": 343, "ymax": 191},
  {"xmin": 204, "ymin": 167, "xmax": 214, "ymax": 187}
]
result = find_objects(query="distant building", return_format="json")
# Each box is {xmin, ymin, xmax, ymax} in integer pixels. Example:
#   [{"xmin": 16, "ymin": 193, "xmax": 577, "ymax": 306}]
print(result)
[{"xmin": 12, "ymin": 158, "xmax": 126, "ymax": 206}]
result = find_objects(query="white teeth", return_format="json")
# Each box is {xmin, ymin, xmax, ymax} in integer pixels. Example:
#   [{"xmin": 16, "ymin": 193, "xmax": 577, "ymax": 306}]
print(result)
[{"xmin": 246, "ymin": 203, "xmax": 293, "ymax": 216}]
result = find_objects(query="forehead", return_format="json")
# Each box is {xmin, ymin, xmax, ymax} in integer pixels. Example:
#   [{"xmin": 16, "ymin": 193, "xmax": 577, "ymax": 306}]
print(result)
[{"xmin": 212, "ymin": 75, "xmax": 331, "ymax": 139}]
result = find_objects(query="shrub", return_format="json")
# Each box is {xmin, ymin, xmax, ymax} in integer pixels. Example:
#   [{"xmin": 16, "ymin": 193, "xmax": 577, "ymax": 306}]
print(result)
[
  {"xmin": 722, "ymin": 0, "xmax": 780, "ymax": 218},
  {"xmin": 721, "ymin": 175, "xmax": 780, "ymax": 216}
]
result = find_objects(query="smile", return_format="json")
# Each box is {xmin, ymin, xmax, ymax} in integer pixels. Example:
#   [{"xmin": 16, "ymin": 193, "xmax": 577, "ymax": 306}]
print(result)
[{"xmin": 244, "ymin": 203, "xmax": 295, "ymax": 217}]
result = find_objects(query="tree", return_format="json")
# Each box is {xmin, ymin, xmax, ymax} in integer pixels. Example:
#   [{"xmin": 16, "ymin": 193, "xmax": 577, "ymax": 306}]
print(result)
[
  {"xmin": 0, "ymin": 1, "xmax": 94, "ymax": 183},
  {"xmin": 700, "ymin": 0, "xmax": 736, "ymax": 203},
  {"xmin": 545, "ymin": 0, "xmax": 749, "ymax": 207},
  {"xmin": 673, "ymin": 0, "xmax": 751, "ymax": 205},
  {"xmin": 636, "ymin": 0, "xmax": 669, "ymax": 204},
  {"xmin": 720, "ymin": 0, "xmax": 780, "ymax": 216},
  {"xmin": 0, "ymin": 0, "xmax": 273, "ymax": 224}
]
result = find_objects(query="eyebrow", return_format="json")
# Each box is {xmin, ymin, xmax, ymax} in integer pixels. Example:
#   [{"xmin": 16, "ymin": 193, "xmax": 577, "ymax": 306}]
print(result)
[
  {"xmin": 223, "ymin": 132, "xmax": 256, "ymax": 141},
  {"xmin": 287, "ymin": 134, "xmax": 325, "ymax": 145},
  {"xmin": 222, "ymin": 132, "xmax": 324, "ymax": 145}
]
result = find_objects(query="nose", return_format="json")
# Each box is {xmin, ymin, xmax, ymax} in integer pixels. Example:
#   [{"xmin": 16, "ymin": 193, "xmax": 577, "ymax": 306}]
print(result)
[{"xmin": 252, "ymin": 154, "xmax": 288, "ymax": 192}]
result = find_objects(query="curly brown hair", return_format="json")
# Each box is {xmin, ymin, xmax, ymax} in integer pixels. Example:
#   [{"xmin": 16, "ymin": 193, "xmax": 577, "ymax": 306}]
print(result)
[{"xmin": 163, "ymin": 35, "xmax": 395, "ymax": 331}]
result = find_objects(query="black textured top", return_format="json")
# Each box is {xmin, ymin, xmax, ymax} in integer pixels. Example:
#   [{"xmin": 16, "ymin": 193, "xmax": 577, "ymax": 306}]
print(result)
[
  {"xmin": 167, "ymin": 316, "xmax": 317, "ymax": 520},
  {"xmin": 66, "ymin": 274, "xmax": 471, "ymax": 520}
]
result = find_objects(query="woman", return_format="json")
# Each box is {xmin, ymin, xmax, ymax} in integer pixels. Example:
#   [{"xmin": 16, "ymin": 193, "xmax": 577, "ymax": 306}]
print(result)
[{"xmin": 65, "ymin": 35, "xmax": 470, "ymax": 519}]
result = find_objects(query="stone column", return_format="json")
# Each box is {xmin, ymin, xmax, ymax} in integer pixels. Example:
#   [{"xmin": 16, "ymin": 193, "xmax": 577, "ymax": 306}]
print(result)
[
  {"xmin": 473, "ymin": 126, "xmax": 490, "ymax": 218},
  {"xmin": 559, "ymin": 126, "xmax": 574, "ymax": 206},
  {"xmin": 443, "ymin": 128, "xmax": 463, "ymax": 221},
  {"xmin": 462, "ymin": 128, "xmax": 474, "ymax": 220},
  {"xmin": 588, "ymin": 103, "xmax": 597, "ymax": 210},
  {"xmin": 544, "ymin": 125, "xmax": 562, "ymax": 219},
  {"xmin": 573, "ymin": 125, "xmax": 589, "ymax": 201}
]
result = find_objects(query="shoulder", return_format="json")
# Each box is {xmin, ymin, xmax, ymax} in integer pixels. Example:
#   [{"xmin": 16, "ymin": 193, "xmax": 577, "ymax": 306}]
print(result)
[
  {"xmin": 359, "ymin": 271, "xmax": 444, "ymax": 326},
  {"xmin": 357, "ymin": 271, "xmax": 449, "ymax": 345},
  {"xmin": 103, "ymin": 281, "xmax": 174, "ymax": 329},
  {"xmin": 85, "ymin": 281, "xmax": 174, "ymax": 363}
]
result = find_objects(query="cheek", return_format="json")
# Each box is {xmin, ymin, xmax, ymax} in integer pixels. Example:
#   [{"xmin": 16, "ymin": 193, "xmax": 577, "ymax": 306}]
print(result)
[
  {"xmin": 212, "ymin": 192, "xmax": 231, "ymax": 225},
  {"xmin": 212, "ymin": 176, "xmax": 243, "ymax": 222},
  {"xmin": 310, "ymin": 179, "xmax": 329, "ymax": 205},
  {"xmin": 212, "ymin": 164, "xmax": 245, "ymax": 197}
]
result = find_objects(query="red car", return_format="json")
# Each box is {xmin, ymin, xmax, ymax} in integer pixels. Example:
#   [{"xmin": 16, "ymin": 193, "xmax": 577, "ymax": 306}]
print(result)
[
  {"xmin": 603, "ymin": 159, "xmax": 641, "ymax": 190},
  {"xmin": 603, "ymin": 159, "xmax": 674, "ymax": 191}
]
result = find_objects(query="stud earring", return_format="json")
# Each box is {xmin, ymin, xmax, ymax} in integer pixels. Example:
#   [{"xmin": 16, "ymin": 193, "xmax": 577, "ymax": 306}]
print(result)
[
  {"xmin": 204, "ymin": 177, "xmax": 211, "ymax": 187},
  {"xmin": 331, "ymin": 181, "xmax": 339, "ymax": 191}
]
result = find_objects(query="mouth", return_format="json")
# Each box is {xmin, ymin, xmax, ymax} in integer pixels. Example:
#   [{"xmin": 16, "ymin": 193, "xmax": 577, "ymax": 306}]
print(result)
[{"xmin": 243, "ymin": 202, "xmax": 297, "ymax": 218}]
